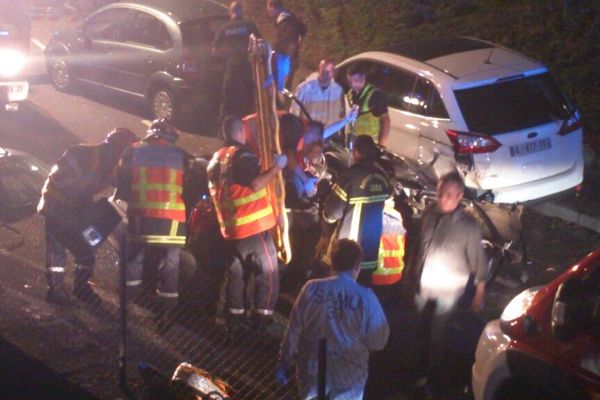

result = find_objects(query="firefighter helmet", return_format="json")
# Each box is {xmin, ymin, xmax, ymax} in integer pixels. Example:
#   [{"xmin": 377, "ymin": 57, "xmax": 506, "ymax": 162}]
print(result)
[
  {"xmin": 145, "ymin": 118, "xmax": 179, "ymax": 142},
  {"xmin": 105, "ymin": 128, "xmax": 138, "ymax": 148}
]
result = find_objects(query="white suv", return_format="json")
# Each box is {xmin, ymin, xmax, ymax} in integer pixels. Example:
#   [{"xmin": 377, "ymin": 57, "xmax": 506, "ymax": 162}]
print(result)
[{"xmin": 336, "ymin": 37, "xmax": 583, "ymax": 204}]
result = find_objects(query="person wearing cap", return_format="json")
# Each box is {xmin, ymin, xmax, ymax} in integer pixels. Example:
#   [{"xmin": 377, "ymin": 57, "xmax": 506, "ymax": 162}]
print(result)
[
  {"xmin": 116, "ymin": 119, "xmax": 190, "ymax": 319},
  {"xmin": 207, "ymin": 115, "xmax": 288, "ymax": 332},
  {"xmin": 38, "ymin": 128, "xmax": 138, "ymax": 306},
  {"xmin": 213, "ymin": 1, "xmax": 260, "ymax": 121},
  {"xmin": 320, "ymin": 135, "xmax": 393, "ymax": 287}
]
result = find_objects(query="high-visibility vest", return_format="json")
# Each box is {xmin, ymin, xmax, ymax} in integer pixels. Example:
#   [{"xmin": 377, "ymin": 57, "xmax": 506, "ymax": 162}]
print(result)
[
  {"xmin": 208, "ymin": 146, "xmax": 276, "ymax": 240},
  {"xmin": 128, "ymin": 142, "xmax": 186, "ymax": 223},
  {"xmin": 347, "ymin": 83, "xmax": 381, "ymax": 143},
  {"xmin": 372, "ymin": 233, "xmax": 405, "ymax": 285}
]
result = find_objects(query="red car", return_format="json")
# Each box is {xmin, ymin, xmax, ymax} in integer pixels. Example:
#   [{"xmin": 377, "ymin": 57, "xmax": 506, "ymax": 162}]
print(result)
[{"xmin": 472, "ymin": 247, "xmax": 600, "ymax": 400}]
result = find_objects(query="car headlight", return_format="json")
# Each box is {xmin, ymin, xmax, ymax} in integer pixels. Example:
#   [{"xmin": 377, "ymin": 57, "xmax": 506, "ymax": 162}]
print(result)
[
  {"xmin": 0, "ymin": 49, "xmax": 27, "ymax": 77},
  {"xmin": 500, "ymin": 286, "xmax": 541, "ymax": 322}
]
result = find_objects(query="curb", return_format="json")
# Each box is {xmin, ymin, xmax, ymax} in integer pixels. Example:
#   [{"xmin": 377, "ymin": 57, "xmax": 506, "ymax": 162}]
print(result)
[{"xmin": 531, "ymin": 201, "xmax": 600, "ymax": 234}]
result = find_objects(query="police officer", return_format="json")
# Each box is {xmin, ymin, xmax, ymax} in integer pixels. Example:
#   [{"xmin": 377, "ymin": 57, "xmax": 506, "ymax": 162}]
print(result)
[
  {"xmin": 346, "ymin": 63, "xmax": 391, "ymax": 146},
  {"xmin": 38, "ymin": 128, "xmax": 138, "ymax": 306},
  {"xmin": 207, "ymin": 116, "xmax": 287, "ymax": 331},
  {"xmin": 320, "ymin": 135, "xmax": 393, "ymax": 287},
  {"xmin": 213, "ymin": 1, "xmax": 260, "ymax": 121},
  {"xmin": 116, "ymin": 119, "xmax": 189, "ymax": 317}
]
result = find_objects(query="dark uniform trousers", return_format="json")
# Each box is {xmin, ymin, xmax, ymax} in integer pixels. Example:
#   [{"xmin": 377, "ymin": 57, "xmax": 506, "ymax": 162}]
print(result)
[
  {"xmin": 44, "ymin": 216, "xmax": 95, "ymax": 289},
  {"xmin": 226, "ymin": 231, "xmax": 279, "ymax": 317},
  {"xmin": 125, "ymin": 242, "xmax": 180, "ymax": 300}
]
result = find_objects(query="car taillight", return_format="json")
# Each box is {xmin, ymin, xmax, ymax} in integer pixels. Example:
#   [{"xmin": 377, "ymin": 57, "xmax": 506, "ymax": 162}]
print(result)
[
  {"xmin": 178, "ymin": 51, "xmax": 201, "ymax": 81},
  {"xmin": 558, "ymin": 109, "xmax": 582, "ymax": 136},
  {"xmin": 446, "ymin": 129, "xmax": 502, "ymax": 154}
]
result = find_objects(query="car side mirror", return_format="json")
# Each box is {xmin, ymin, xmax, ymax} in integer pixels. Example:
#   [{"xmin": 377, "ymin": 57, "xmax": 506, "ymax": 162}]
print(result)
[{"xmin": 552, "ymin": 277, "xmax": 586, "ymax": 342}]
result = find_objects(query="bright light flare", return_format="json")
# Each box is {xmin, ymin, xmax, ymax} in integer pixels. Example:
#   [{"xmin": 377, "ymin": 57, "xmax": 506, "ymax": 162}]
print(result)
[
  {"xmin": 500, "ymin": 287, "xmax": 540, "ymax": 322},
  {"xmin": 0, "ymin": 48, "xmax": 27, "ymax": 77}
]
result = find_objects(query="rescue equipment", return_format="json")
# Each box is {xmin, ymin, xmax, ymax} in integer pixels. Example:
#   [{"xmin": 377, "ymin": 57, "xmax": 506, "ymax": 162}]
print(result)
[{"xmin": 249, "ymin": 34, "xmax": 291, "ymax": 263}]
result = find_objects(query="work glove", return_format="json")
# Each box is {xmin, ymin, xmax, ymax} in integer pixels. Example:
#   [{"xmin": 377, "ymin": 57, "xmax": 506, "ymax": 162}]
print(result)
[{"xmin": 274, "ymin": 154, "xmax": 288, "ymax": 169}]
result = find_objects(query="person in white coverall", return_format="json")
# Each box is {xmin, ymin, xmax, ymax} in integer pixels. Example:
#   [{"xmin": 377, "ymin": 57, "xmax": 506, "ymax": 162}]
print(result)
[{"xmin": 278, "ymin": 239, "xmax": 390, "ymax": 399}]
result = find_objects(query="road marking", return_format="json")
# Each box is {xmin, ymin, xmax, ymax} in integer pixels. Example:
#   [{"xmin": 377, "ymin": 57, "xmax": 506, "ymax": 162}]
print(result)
[
  {"xmin": 140, "ymin": 119, "xmax": 152, "ymax": 127},
  {"xmin": 31, "ymin": 39, "xmax": 46, "ymax": 52}
]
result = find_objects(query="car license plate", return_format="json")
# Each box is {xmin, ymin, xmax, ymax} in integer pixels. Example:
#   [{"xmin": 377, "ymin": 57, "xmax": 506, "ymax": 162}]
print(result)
[{"xmin": 509, "ymin": 138, "xmax": 552, "ymax": 157}]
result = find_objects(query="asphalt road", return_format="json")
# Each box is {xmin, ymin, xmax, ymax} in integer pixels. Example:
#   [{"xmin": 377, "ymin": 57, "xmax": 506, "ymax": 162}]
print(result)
[{"xmin": 0, "ymin": 11, "xmax": 599, "ymax": 400}]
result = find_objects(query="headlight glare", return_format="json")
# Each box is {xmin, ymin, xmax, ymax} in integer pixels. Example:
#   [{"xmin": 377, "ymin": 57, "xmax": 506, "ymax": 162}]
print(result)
[{"xmin": 0, "ymin": 49, "xmax": 27, "ymax": 77}]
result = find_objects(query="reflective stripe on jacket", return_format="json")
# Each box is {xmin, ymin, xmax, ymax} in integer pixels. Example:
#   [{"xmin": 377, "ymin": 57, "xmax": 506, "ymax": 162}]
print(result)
[
  {"xmin": 347, "ymin": 84, "xmax": 380, "ymax": 143},
  {"xmin": 208, "ymin": 146, "xmax": 276, "ymax": 240},
  {"xmin": 322, "ymin": 161, "xmax": 392, "ymax": 270},
  {"xmin": 126, "ymin": 141, "xmax": 186, "ymax": 246},
  {"xmin": 373, "ymin": 233, "xmax": 405, "ymax": 285}
]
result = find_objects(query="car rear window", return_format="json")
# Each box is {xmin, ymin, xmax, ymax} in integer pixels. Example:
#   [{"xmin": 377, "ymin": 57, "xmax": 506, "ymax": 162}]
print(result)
[
  {"xmin": 180, "ymin": 16, "xmax": 228, "ymax": 47},
  {"xmin": 454, "ymin": 73, "xmax": 572, "ymax": 135}
]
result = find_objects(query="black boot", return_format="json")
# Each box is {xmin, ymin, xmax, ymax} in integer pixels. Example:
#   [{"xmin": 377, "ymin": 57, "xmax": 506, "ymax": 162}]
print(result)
[
  {"xmin": 46, "ymin": 272, "xmax": 73, "ymax": 307},
  {"xmin": 73, "ymin": 266, "xmax": 101, "ymax": 306}
]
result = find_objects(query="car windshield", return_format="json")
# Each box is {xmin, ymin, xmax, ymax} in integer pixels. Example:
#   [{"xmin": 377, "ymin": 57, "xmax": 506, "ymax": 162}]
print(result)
[
  {"xmin": 180, "ymin": 16, "xmax": 228, "ymax": 47},
  {"xmin": 454, "ymin": 73, "xmax": 572, "ymax": 135}
]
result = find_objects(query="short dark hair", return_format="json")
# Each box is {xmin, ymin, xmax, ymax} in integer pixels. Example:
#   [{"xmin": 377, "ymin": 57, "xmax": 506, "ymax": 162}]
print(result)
[
  {"xmin": 346, "ymin": 62, "xmax": 368, "ymax": 77},
  {"xmin": 353, "ymin": 135, "xmax": 379, "ymax": 161},
  {"xmin": 331, "ymin": 239, "xmax": 363, "ymax": 272},
  {"xmin": 438, "ymin": 170, "xmax": 465, "ymax": 193},
  {"xmin": 222, "ymin": 115, "xmax": 242, "ymax": 140}
]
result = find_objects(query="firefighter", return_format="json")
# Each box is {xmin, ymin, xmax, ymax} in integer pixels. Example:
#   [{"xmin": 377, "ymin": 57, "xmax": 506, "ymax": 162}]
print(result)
[
  {"xmin": 116, "ymin": 119, "xmax": 189, "ymax": 317},
  {"xmin": 38, "ymin": 128, "xmax": 138, "ymax": 306},
  {"xmin": 320, "ymin": 135, "xmax": 393, "ymax": 288},
  {"xmin": 207, "ymin": 116, "xmax": 288, "ymax": 331}
]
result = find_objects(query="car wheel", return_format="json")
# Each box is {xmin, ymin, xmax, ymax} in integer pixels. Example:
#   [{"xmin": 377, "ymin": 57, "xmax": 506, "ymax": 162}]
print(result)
[
  {"xmin": 48, "ymin": 58, "xmax": 74, "ymax": 92},
  {"xmin": 149, "ymin": 86, "xmax": 178, "ymax": 122}
]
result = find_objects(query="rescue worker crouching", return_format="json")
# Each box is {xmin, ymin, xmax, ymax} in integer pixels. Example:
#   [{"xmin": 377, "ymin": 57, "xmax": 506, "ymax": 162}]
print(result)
[
  {"xmin": 116, "ymin": 119, "xmax": 189, "ymax": 318},
  {"xmin": 320, "ymin": 135, "xmax": 393, "ymax": 289},
  {"xmin": 38, "ymin": 128, "xmax": 138, "ymax": 306},
  {"xmin": 207, "ymin": 116, "xmax": 288, "ymax": 332}
]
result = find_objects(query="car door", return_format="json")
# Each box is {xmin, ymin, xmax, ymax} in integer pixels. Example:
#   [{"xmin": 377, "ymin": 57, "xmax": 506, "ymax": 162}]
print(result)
[
  {"xmin": 115, "ymin": 11, "xmax": 174, "ymax": 97},
  {"xmin": 76, "ymin": 7, "xmax": 131, "ymax": 87},
  {"xmin": 413, "ymin": 76, "xmax": 455, "ymax": 171}
]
